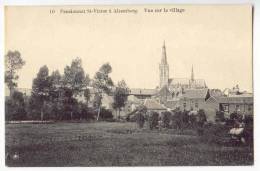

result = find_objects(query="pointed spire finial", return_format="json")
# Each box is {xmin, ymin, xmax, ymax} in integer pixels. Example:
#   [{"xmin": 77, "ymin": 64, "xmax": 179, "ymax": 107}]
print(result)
[
  {"xmin": 191, "ymin": 65, "xmax": 194, "ymax": 81},
  {"xmin": 161, "ymin": 41, "xmax": 167, "ymax": 64}
]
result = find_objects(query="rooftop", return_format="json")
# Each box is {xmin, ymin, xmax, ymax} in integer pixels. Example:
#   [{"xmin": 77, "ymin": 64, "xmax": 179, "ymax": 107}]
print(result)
[{"xmin": 143, "ymin": 99, "xmax": 166, "ymax": 110}]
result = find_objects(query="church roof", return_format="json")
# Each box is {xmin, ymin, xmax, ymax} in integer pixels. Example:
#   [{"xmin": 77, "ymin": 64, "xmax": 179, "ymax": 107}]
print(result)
[{"xmin": 168, "ymin": 78, "xmax": 206, "ymax": 88}]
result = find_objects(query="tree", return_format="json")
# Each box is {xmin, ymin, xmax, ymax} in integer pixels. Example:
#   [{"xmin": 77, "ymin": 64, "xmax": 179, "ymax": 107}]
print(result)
[
  {"xmin": 5, "ymin": 91, "xmax": 27, "ymax": 121},
  {"xmin": 62, "ymin": 57, "xmax": 89, "ymax": 120},
  {"xmin": 31, "ymin": 65, "xmax": 51, "ymax": 121},
  {"xmin": 5, "ymin": 50, "xmax": 25, "ymax": 96},
  {"xmin": 112, "ymin": 80, "xmax": 129, "ymax": 119},
  {"xmin": 49, "ymin": 70, "xmax": 62, "ymax": 120},
  {"xmin": 93, "ymin": 63, "xmax": 114, "ymax": 121},
  {"xmin": 84, "ymin": 88, "xmax": 91, "ymax": 107}
]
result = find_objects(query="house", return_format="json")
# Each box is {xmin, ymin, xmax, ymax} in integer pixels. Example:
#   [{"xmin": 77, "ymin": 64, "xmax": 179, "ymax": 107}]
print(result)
[
  {"xmin": 203, "ymin": 93, "xmax": 254, "ymax": 121},
  {"xmin": 179, "ymin": 88, "xmax": 210, "ymax": 111},
  {"xmin": 217, "ymin": 95, "xmax": 253, "ymax": 115},
  {"xmin": 143, "ymin": 98, "xmax": 167, "ymax": 114}
]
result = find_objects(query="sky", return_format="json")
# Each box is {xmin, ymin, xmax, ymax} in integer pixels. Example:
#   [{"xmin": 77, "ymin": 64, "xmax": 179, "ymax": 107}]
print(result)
[{"xmin": 5, "ymin": 5, "xmax": 253, "ymax": 92}]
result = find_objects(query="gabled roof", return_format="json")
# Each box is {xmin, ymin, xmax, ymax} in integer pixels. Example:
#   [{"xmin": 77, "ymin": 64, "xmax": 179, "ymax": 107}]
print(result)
[
  {"xmin": 143, "ymin": 99, "xmax": 166, "ymax": 110},
  {"xmin": 129, "ymin": 88, "xmax": 157, "ymax": 95},
  {"xmin": 182, "ymin": 88, "xmax": 209, "ymax": 99}
]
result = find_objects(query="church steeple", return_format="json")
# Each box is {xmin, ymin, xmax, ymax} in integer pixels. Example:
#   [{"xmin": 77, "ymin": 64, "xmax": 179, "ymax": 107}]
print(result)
[
  {"xmin": 191, "ymin": 65, "xmax": 194, "ymax": 81},
  {"xmin": 159, "ymin": 41, "xmax": 169, "ymax": 88},
  {"xmin": 161, "ymin": 40, "xmax": 167, "ymax": 64}
]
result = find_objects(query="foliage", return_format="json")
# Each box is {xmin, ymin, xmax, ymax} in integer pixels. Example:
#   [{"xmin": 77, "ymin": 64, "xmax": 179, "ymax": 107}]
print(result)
[
  {"xmin": 5, "ymin": 50, "xmax": 25, "ymax": 95},
  {"xmin": 84, "ymin": 88, "xmax": 91, "ymax": 105},
  {"xmin": 161, "ymin": 111, "xmax": 172, "ymax": 128},
  {"xmin": 171, "ymin": 109, "xmax": 184, "ymax": 129},
  {"xmin": 92, "ymin": 63, "xmax": 114, "ymax": 120},
  {"xmin": 99, "ymin": 108, "xmax": 113, "ymax": 120},
  {"xmin": 196, "ymin": 109, "xmax": 207, "ymax": 136},
  {"xmin": 148, "ymin": 111, "xmax": 159, "ymax": 130},
  {"xmin": 31, "ymin": 65, "xmax": 51, "ymax": 120},
  {"xmin": 136, "ymin": 111, "xmax": 145, "ymax": 128},
  {"xmin": 112, "ymin": 80, "xmax": 129, "ymax": 119},
  {"xmin": 5, "ymin": 91, "xmax": 27, "ymax": 121},
  {"xmin": 215, "ymin": 110, "xmax": 225, "ymax": 122}
]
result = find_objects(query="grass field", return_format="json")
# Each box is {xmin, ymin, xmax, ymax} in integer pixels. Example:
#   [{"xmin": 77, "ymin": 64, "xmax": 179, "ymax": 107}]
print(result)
[{"xmin": 5, "ymin": 122, "xmax": 253, "ymax": 166}]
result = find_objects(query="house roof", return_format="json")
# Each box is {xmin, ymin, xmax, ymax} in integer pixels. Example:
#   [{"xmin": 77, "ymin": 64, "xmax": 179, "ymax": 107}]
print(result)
[
  {"xmin": 129, "ymin": 88, "xmax": 157, "ymax": 95},
  {"xmin": 182, "ymin": 88, "xmax": 209, "ymax": 99},
  {"xmin": 143, "ymin": 99, "xmax": 166, "ymax": 110},
  {"xmin": 217, "ymin": 96, "xmax": 253, "ymax": 104}
]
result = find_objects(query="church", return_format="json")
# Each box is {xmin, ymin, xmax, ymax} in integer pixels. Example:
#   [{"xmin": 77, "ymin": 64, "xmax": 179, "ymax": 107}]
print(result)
[{"xmin": 158, "ymin": 41, "xmax": 207, "ymax": 101}]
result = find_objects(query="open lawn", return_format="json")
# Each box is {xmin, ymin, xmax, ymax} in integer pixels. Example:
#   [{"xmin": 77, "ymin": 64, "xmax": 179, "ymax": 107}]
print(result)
[{"xmin": 5, "ymin": 122, "xmax": 253, "ymax": 166}]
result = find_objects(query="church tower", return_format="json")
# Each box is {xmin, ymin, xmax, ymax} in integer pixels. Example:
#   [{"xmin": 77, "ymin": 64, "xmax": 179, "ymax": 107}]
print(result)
[
  {"xmin": 190, "ymin": 65, "xmax": 195, "ymax": 88},
  {"xmin": 191, "ymin": 65, "xmax": 194, "ymax": 82},
  {"xmin": 159, "ymin": 41, "xmax": 169, "ymax": 88}
]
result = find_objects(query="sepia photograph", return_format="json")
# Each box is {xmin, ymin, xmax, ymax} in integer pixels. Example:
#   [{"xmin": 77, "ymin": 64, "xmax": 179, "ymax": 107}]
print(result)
[{"xmin": 4, "ymin": 4, "xmax": 254, "ymax": 166}]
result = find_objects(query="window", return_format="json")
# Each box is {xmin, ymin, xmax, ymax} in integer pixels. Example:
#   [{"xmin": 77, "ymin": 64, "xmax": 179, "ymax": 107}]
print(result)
[
  {"xmin": 248, "ymin": 105, "xmax": 252, "ymax": 112},
  {"xmin": 195, "ymin": 102, "xmax": 198, "ymax": 108},
  {"xmin": 235, "ymin": 104, "xmax": 240, "ymax": 111},
  {"xmin": 223, "ymin": 104, "xmax": 229, "ymax": 112},
  {"xmin": 183, "ymin": 103, "xmax": 186, "ymax": 109}
]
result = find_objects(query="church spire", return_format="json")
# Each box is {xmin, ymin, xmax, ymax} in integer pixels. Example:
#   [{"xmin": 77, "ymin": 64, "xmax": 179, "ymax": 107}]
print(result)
[
  {"xmin": 191, "ymin": 65, "xmax": 194, "ymax": 81},
  {"xmin": 159, "ymin": 41, "xmax": 169, "ymax": 88},
  {"xmin": 161, "ymin": 40, "xmax": 167, "ymax": 64}
]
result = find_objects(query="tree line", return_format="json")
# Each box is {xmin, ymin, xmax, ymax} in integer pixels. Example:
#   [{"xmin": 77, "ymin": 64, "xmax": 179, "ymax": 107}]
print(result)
[{"xmin": 5, "ymin": 50, "xmax": 129, "ymax": 121}]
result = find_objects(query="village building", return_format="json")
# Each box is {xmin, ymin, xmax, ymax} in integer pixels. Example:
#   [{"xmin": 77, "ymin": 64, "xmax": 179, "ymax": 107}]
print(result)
[{"xmin": 143, "ymin": 98, "xmax": 167, "ymax": 114}]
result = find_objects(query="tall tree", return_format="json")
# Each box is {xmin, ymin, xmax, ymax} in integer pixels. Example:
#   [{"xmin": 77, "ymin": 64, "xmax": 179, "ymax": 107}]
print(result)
[
  {"xmin": 93, "ymin": 63, "xmax": 114, "ymax": 121},
  {"xmin": 5, "ymin": 50, "xmax": 25, "ymax": 96},
  {"xmin": 83, "ymin": 74, "xmax": 91, "ymax": 107},
  {"xmin": 49, "ymin": 70, "xmax": 62, "ymax": 120},
  {"xmin": 31, "ymin": 65, "xmax": 51, "ymax": 120},
  {"xmin": 62, "ymin": 57, "xmax": 88, "ymax": 120},
  {"xmin": 112, "ymin": 80, "xmax": 129, "ymax": 119}
]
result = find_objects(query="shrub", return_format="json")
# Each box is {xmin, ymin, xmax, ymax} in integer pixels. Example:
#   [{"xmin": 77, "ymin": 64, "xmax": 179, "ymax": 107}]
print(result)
[
  {"xmin": 196, "ymin": 109, "xmax": 207, "ymax": 136},
  {"xmin": 136, "ymin": 112, "xmax": 145, "ymax": 128},
  {"xmin": 161, "ymin": 111, "xmax": 171, "ymax": 128},
  {"xmin": 100, "ymin": 108, "xmax": 113, "ymax": 120},
  {"xmin": 171, "ymin": 109, "xmax": 183, "ymax": 129},
  {"xmin": 5, "ymin": 91, "xmax": 27, "ymax": 121},
  {"xmin": 215, "ymin": 110, "xmax": 225, "ymax": 122},
  {"xmin": 148, "ymin": 111, "xmax": 159, "ymax": 130}
]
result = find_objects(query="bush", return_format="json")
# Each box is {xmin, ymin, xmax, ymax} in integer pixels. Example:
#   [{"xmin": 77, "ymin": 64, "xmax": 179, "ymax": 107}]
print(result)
[
  {"xmin": 5, "ymin": 91, "xmax": 27, "ymax": 121},
  {"xmin": 136, "ymin": 112, "xmax": 145, "ymax": 128},
  {"xmin": 148, "ymin": 111, "xmax": 159, "ymax": 130},
  {"xmin": 196, "ymin": 109, "xmax": 207, "ymax": 136},
  {"xmin": 161, "ymin": 111, "xmax": 171, "ymax": 128},
  {"xmin": 100, "ymin": 108, "xmax": 113, "ymax": 120},
  {"xmin": 215, "ymin": 110, "xmax": 225, "ymax": 122},
  {"xmin": 171, "ymin": 109, "xmax": 183, "ymax": 129}
]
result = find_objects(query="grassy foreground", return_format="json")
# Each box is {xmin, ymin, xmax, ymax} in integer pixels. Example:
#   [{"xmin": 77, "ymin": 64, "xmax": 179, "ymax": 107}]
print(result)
[{"xmin": 5, "ymin": 122, "xmax": 253, "ymax": 166}]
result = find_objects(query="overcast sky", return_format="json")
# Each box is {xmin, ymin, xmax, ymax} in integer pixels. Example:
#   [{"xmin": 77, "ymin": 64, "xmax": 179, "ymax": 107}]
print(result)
[{"xmin": 5, "ymin": 5, "xmax": 252, "ymax": 92}]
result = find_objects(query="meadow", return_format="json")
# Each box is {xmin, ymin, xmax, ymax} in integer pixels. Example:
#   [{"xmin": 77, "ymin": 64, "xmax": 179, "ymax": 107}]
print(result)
[{"xmin": 5, "ymin": 122, "xmax": 253, "ymax": 166}]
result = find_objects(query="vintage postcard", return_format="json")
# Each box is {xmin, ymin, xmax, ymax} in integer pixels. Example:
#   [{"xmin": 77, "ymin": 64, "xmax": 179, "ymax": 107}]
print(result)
[{"xmin": 4, "ymin": 4, "xmax": 253, "ymax": 166}]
